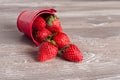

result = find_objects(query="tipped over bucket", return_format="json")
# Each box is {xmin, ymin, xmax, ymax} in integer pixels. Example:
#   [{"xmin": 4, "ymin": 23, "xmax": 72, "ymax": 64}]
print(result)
[{"xmin": 17, "ymin": 8, "xmax": 56, "ymax": 46}]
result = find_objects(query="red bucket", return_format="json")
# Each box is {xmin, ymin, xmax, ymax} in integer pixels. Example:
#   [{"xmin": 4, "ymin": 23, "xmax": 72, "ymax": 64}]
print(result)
[{"xmin": 17, "ymin": 8, "xmax": 56, "ymax": 46}]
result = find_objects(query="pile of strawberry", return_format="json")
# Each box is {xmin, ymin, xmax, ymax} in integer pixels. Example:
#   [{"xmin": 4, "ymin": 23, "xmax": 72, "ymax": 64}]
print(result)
[{"xmin": 32, "ymin": 15, "xmax": 83, "ymax": 62}]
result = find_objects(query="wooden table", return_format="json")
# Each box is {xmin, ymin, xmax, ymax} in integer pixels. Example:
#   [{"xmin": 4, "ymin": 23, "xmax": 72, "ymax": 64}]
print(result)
[{"xmin": 0, "ymin": 0, "xmax": 120, "ymax": 80}]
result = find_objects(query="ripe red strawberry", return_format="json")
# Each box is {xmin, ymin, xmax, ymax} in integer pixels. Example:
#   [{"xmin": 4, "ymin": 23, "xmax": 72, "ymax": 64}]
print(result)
[
  {"xmin": 34, "ymin": 29, "xmax": 52, "ymax": 43},
  {"xmin": 33, "ymin": 16, "xmax": 46, "ymax": 30},
  {"xmin": 38, "ymin": 41, "xmax": 58, "ymax": 62},
  {"xmin": 52, "ymin": 32, "xmax": 70, "ymax": 49},
  {"xmin": 46, "ymin": 15, "xmax": 62, "ymax": 32},
  {"xmin": 62, "ymin": 44, "xmax": 83, "ymax": 62}
]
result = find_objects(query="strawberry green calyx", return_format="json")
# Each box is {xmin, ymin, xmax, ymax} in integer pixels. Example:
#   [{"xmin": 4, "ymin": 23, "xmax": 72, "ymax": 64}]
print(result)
[
  {"xmin": 42, "ymin": 35, "xmax": 57, "ymax": 47},
  {"xmin": 47, "ymin": 39, "xmax": 57, "ymax": 47},
  {"xmin": 46, "ymin": 15, "xmax": 53, "ymax": 26},
  {"xmin": 59, "ymin": 44, "xmax": 70, "ymax": 54},
  {"xmin": 46, "ymin": 15, "xmax": 52, "ymax": 26},
  {"xmin": 46, "ymin": 15, "xmax": 58, "ymax": 27},
  {"xmin": 51, "ymin": 40, "xmax": 57, "ymax": 46},
  {"xmin": 53, "ymin": 15, "xmax": 58, "ymax": 20},
  {"xmin": 43, "ymin": 32, "xmax": 57, "ymax": 42},
  {"xmin": 46, "ymin": 15, "xmax": 62, "ymax": 33}
]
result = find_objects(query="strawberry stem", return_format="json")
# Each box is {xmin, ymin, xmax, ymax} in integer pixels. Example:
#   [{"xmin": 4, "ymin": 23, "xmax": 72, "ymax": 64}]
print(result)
[
  {"xmin": 42, "ymin": 34, "xmax": 52, "ymax": 42},
  {"xmin": 52, "ymin": 32, "xmax": 58, "ymax": 36},
  {"xmin": 46, "ymin": 15, "xmax": 58, "ymax": 27},
  {"xmin": 51, "ymin": 40, "xmax": 57, "ymax": 46},
  {"xmin": 59, "ymin": 44, "xmax": 70, "ymax": 54},
  {"xmin": 42, "ymin": 34, "xmax": 58, "ymax": 47},
  {"xmin": 58, "ymin": 50, "xmax": 63, "ymax": 55},
  {"xmin": 46, "ymin": 15, "xmax": 54, "ymax": 26}
]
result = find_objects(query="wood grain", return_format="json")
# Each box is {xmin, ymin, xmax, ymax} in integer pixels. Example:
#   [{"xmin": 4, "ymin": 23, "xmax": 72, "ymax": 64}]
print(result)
[{"xmin": 0, "ymin": 0, "xmax": 120, "ymax": 80}]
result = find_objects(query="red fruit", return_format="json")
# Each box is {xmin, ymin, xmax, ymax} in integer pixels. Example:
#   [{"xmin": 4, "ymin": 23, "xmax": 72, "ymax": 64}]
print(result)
[
  {"xmin": 46, "ymin": 15, "xmax": 62, "ymax": 32},
  {"xmin": 52, "ymin": 32, "xmax": 70, "ymax": 49},
  {"xmin": 38, "ymin": 41, "xmax": 58, "ymax": 62},
  {"xmin": 33, "ymin": 16, "xmax": 46, "ymax": 30},
  {"xmin": 35, "ymin": 29, "xmax": 52, "ymax": 43},
  {"xmin": 62, "ymin": 44, "xmax": 83, "ymax": 62}
]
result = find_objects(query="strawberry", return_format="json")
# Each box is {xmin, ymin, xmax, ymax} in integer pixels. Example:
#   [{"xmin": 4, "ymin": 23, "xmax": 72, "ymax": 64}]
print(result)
[
  {"xmin": 38, "ymin": 41, "xmax": 58, "ymax": 62},
  {"xmin": 52, "ymin": 32, "xmax": 70, "ymax": 49},
  {"xmin": 33, "ymin": 16, "xmax": 46, "ymax": 30},
  {"xmin": 62, "ymin": 44, "xmax": 83, "ymax": 62},
  {"xmin": 46, "ymin": 15, "xmax": 62, "ymax": 32},
  {"xmin": 34, "ymin": 29, "xmax": 52, "ymax": 43}
]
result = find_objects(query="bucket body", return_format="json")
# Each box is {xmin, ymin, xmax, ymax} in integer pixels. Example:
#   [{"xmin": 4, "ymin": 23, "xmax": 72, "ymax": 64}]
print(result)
[{"xmin": 17, "ymin": 9, "xmax": 56, "ymax": 46}]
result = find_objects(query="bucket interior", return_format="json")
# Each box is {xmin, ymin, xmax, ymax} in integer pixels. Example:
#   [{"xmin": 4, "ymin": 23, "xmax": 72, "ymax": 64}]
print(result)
[{"xmin": 40, "ymin": 13, "xmax": 53, "ymax": 19}]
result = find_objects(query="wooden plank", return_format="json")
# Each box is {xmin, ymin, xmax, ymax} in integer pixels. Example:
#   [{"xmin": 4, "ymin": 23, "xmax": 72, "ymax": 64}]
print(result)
[{"xmin": 0, "ymin": 0, "xmax": 120, "ymax": 80}]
